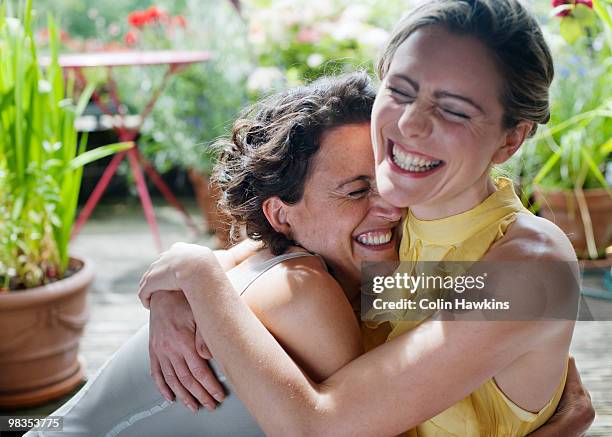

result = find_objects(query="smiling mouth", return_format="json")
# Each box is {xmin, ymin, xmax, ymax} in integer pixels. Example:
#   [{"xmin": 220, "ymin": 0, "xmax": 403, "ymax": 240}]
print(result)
[
  {"xmin": 354, "ymin": 228, "xmax": 394, "ymax": 248},
  {"xmin": 388, "ymin": 140, "xmax": 445, "ymax": 174}
]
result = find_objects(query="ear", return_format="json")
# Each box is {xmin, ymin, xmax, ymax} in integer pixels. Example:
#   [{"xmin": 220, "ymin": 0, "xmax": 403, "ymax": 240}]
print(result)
[
  {"xmin": 491, "ymin": 121, "xmax": 533, "ymax": 164},
  {"xmin": 262, "ymin": 197, "xmax": 292, "ymax": 237}
]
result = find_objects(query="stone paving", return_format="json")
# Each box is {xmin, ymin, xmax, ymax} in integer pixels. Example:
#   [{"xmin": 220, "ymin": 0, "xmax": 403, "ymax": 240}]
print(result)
[{"xmin": 6, "ymin": 199, "xmax": 612, "ymax": 435}]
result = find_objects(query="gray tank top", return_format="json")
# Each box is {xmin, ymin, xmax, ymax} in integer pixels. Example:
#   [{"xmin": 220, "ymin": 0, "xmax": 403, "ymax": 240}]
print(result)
[{"xmin": 228, "ymin": 251, "xmax": 326, "ymax": 296}]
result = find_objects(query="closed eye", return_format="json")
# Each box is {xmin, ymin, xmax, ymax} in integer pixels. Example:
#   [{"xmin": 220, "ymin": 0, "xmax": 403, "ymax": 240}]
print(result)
[
  {"xmin": 388, "ymin": 87, "xmax": 415, "ymax": 101},
  {"xmin": 441, "ymin": 107, "xmax": 470, "ymax": 120},
  {"xmin": 347, "ymin": 188, "xmax": 370, "ymax": 199}
]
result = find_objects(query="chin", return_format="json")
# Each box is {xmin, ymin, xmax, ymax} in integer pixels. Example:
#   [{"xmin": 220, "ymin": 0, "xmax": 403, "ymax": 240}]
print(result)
[{"xmin": 378, "ymin": 180, "xmax": 416, "ymax": 209}]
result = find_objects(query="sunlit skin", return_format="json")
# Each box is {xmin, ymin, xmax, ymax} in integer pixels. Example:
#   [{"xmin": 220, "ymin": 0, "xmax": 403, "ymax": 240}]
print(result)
[
  {"xmin": 372, "ymin": 25, "xmax": 530, "ymax": 219},
  {"xmin": 139, "ymin": 26, "xmax": 584, "ymax": 437},
  {"xmin": 282, "ymin": 123, "xmax": 402, "ymax": 294},
  {"xmin": 143, "ymin": 122, "xmax": 402, "ymax": 410}
]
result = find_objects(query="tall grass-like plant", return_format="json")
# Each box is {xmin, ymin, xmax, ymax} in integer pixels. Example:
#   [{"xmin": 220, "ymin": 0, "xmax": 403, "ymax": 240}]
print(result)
[
  {"xmin": 519, "ymin": 1, "xmax": 612, "ymax": 195},
  {"xmin": 0, "ymin": 0, "xmax": 132, "ymax": 291}
]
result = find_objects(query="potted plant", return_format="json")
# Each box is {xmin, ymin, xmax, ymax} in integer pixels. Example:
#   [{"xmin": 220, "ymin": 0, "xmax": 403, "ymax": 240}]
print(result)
[
  {"xmin": 519, "ymin": 0, "xmax": 612, "ymax": 261},
  {"xmin": 0, "ymin": 1, "xmax": 131, "ymax": 408}
]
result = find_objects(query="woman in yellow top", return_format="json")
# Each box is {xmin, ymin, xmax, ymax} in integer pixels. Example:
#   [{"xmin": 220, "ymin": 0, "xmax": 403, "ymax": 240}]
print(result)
[{"xmin": 139, "ymin": 0, "xmax": 585, "ymax": 435}]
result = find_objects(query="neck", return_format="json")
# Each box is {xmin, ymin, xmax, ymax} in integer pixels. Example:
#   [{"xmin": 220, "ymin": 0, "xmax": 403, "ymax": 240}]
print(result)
[{"xmin": 410, "ymin": 176, "xmax": 497, "ymax": 221}]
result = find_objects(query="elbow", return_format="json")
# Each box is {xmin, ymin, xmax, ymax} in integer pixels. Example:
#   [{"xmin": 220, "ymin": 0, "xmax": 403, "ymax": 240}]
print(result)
[
  {"xmin": 264, "ymin": 413, "xmax": 317, "ymax": 437},
  {"xmin": 266, "ymin": 394, "xmax": 332, "ymax": 437}
]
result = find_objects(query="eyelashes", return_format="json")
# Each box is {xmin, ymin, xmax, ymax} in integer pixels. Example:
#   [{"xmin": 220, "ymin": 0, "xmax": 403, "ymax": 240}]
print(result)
[
  {"xmin": 347, "ymin": 188, "xmax": 370, "ymax": 199},
  {"xmin": 387, "ymin": 87, "xmax": 471, "ymax": 121}
]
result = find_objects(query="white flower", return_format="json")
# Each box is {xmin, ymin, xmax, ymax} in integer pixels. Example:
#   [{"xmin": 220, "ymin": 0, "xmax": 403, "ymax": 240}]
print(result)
[
  {"xmin": 330, "ymin": 19, "xmax": 363, "ymax": 41},
  {"xmin": 340, "ymin": 5, "xmax": 370, "ymax": 23},
  {"xmin": 247, "ymin": 67, "xmax": 286, "ymax": 94},
  {"xmin": 38, "ymin": 79, "xmax": 52, "ymax": 94},
  {"xmin": 307, "ymin": 53, "xmax": 325, "ymax": 68},
  {"xmin": 357, "ymin": 27, "xmax": 390, "ymax": 50},
  {"xmin": 5, "ymin": 18, "xmax": 22, "ymax": 37},
  {"xmin": 309, "ymin": 0, "xmax": 337, "ymax": 18}
]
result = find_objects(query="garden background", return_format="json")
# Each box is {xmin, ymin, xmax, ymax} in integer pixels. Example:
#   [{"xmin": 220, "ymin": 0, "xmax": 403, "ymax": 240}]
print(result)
[{"xmin": 0, "ymin": 0, "xmax": 610, "ymax": 435}]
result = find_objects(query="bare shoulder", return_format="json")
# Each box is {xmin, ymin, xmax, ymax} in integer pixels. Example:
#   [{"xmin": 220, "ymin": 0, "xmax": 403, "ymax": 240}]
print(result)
[
  {"xmin": 486, "ymin": 213, "xmax": 577, "ymax": 262},
  {"xmin": 242, "ymin": 254, "xmax": 363, "ymax": 381},
  {"xmin": 243, "ymin": 255, "xmax": 348, "ymax": 317},
  {"xmin": 482, "ymin": 212, "xmax": 579, "ymax": 333}
]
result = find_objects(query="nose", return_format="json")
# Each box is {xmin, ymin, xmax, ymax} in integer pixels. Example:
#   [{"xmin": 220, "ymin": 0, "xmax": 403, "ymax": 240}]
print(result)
[
  {"xmin": 370, "ymin": 192, "xmax": 403, "ymax": 223},
  {"xmin": 397, "ymin": 100, "xmax": 432, "ymax": 139}
]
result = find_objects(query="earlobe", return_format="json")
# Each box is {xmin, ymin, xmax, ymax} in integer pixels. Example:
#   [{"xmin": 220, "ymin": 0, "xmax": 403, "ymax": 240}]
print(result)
[
  {"xmin": 491, "ymin": 121, "xmax": 533, "ymax": 164},
  {"xmin": 262, "ymin": 197, "xmax": 292, "ymax": 237}
]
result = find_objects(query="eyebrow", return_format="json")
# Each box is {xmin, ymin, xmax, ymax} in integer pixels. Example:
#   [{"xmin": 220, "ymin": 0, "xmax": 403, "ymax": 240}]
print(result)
[
  {"xmin": 336, "ymin": 175, "xmax": 370, "ymax": 190},
  {"xmin": 389, "ymin": 73, "xmax": 485, "ymax": 114}
]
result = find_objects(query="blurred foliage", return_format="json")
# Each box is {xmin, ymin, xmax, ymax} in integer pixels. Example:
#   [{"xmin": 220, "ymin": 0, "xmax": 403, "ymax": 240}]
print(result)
[
  {"xmin": 503, "ymin": 0, "xmax": 611, "ymax": 196},
  {"xmin": 120, "ymin": 0, "xmax": 251, "ymax": 174},
  {"xmin": 27, "ymin": 0, "xmax": 250, "ymax": 175},
  {"xmin": 0, "ymin": 1, "xmax": 131, "ymax": 290},
  {"xmin": 241, "ymin": 0, "xmax": 411, "ymax": 96},
  {"xmin": 8, "ymin": 0, "xmax": 609, "ymax": 188}
]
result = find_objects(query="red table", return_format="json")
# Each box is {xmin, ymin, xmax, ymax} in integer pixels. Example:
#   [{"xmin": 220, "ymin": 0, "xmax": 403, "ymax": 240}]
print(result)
[{"xmin": 41, "ymin": 50, "xmax": 211, "ymax": 251}]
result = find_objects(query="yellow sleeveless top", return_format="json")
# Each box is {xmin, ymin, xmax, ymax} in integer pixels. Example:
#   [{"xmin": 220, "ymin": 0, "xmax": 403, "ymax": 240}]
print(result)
[{"xmin": 362, "ymin": 178, "xmax": 568, "ymax": 436}]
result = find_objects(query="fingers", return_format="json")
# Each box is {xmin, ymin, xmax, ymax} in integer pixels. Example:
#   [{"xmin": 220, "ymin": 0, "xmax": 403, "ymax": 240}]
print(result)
[
  {"xmin": 159, "ymin": 355, "xmax": 201, "ymax": 414},
  {"xmin": 150, "ymin": 351, "xmax": 175, "ymax": 402},
  {"xmin": 185, "ymin": 347, "xmax": 225, "ymax": 403},
  {"xmin": 565, "ymin": 356, "xmax": 580, "ymax": 388},
  {"xmin": 195, "ymin": 332, "xmax": 212, "ymax": 360},
  {"xmin": 172, "ymin": 356, "xmax": 219, "ymax": 412}
]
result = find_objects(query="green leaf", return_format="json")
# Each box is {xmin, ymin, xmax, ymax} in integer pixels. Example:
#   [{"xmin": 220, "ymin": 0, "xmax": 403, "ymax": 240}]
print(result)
[
  {"xmin": 573, "ymin": 4, "xmax": 598, "ymax": 27},
  {"xmin": 560, "ymin": 17, "xmax": 584, "ymax": 44},
  {"xmin": 533, "ymin": 149, "xmax": 562, "ymax": 185},
  {"xmin": 599, "ymin": 137, "xmax": 612, "ymax": 155},
  {"xmin": 593, "ymin": 0, "xmax": 612, "ymax": 30},
  {"xmin": 67, "ymin": 141, "xmax": 134, "ymax": 171},
  {"xmin": 580, "ymin": 148, "xmax": 611, "ymax": 190},
  {"xmin": 74, "ymin": 81, "xmax": 96, "ymax": 118}
]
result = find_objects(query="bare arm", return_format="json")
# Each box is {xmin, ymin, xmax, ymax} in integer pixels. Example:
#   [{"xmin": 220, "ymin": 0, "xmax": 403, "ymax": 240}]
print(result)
[
  {"xmin": 138, "ymin": 221, "xmax": 579, "ymax": 435},
  {"xmin": 213, "ymin": 239, "xmax": 262, "ymax": 271},
  {"xmin": 145, "ymin": 244, "xmax": 362, "ymax": 414},
  {"xmin": 241, "ymin": 257, "xmax": 363, "ymax": 382},
  {"xmin": 155, "ymin": 247, "xmax": 572, "ymax": 436},
  {"xmin": 146, "ymin": 239, "xmax": 261, "ymax": 410}
]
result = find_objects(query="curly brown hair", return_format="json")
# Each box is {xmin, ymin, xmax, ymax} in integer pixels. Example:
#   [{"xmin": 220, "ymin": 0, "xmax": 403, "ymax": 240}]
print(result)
[{"xmin": 211, "ymin": 72, "xmax": 376, "ymax": 255}]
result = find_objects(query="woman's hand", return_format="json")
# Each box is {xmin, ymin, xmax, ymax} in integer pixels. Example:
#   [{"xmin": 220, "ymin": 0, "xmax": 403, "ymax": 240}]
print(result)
[
  {"xmin": 138, "ymin": 242, "xmax": 214, "ymax": 309},
  {"xmin": 149, "ymin": 290, "xmax": 225, "ymax": 413},
  {"xmin": 528, "ymin": 356, "xmax": 595, "ymax": 436}
]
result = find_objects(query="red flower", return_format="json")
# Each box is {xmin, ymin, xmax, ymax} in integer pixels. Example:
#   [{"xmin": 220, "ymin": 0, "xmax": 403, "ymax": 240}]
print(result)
[
  {"xmin": 552, "ymin": 0, "xmax": 593, "ymax": 17},
  {"xmin": 124, "ymin": 30, "xmax": 138, "ymax": 46},
  {"xmin": 127, "ymin": 6, "xmax": 169, "ymax": 27},
  {"xmin": 128, "ymin": 11, "xmax": 147, "ymax": 27},
  {"xmin": 145, "ymin": 6, "xmax": 164, "ymax": 20},
  {"xmin": 144, "ymin": 6, "xmax": 169, "ymax": 25},
  {"xmin": 173, "ymin": 15, "xmax": 187, "ymax": 27}
]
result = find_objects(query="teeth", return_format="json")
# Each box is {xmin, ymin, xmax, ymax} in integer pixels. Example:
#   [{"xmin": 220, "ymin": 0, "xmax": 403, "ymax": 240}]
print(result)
[
  {"xmin": 357, "ymin": 231, "xmax": 393, "ymax": 246},
  {"xmin": 392, "ymin": 144, "xmax": 442, "ymax": 172}
]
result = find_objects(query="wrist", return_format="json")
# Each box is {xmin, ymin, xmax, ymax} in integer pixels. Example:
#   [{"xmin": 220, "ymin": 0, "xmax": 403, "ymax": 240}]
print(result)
[
  {"xmin": 174, "ymin": 246, "xmax": 216, "ymax": 292},
  {"xmin": 150, "ymin": 289, "xmax": 181, "ymax": 309}
]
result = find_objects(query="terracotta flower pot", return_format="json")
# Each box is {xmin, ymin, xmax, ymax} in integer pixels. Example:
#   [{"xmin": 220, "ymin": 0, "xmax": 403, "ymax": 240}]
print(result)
[
  {"xmin": 188, "ymin": 169, "xmax": 231, "ymax": 248},
  {"xmin": 534, "ymin": 187, "xmax": 612, "ymax": 259},
  {"xmin": 0, "ymin": 257, "xmax": 94, "ymax": 408}
]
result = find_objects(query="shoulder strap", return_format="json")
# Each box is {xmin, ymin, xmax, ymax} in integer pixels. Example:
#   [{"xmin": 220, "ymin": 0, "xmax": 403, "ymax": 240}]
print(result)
[{"xmin": 229, "ymin": 252, "xmax": 326, "ymax": 296}]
